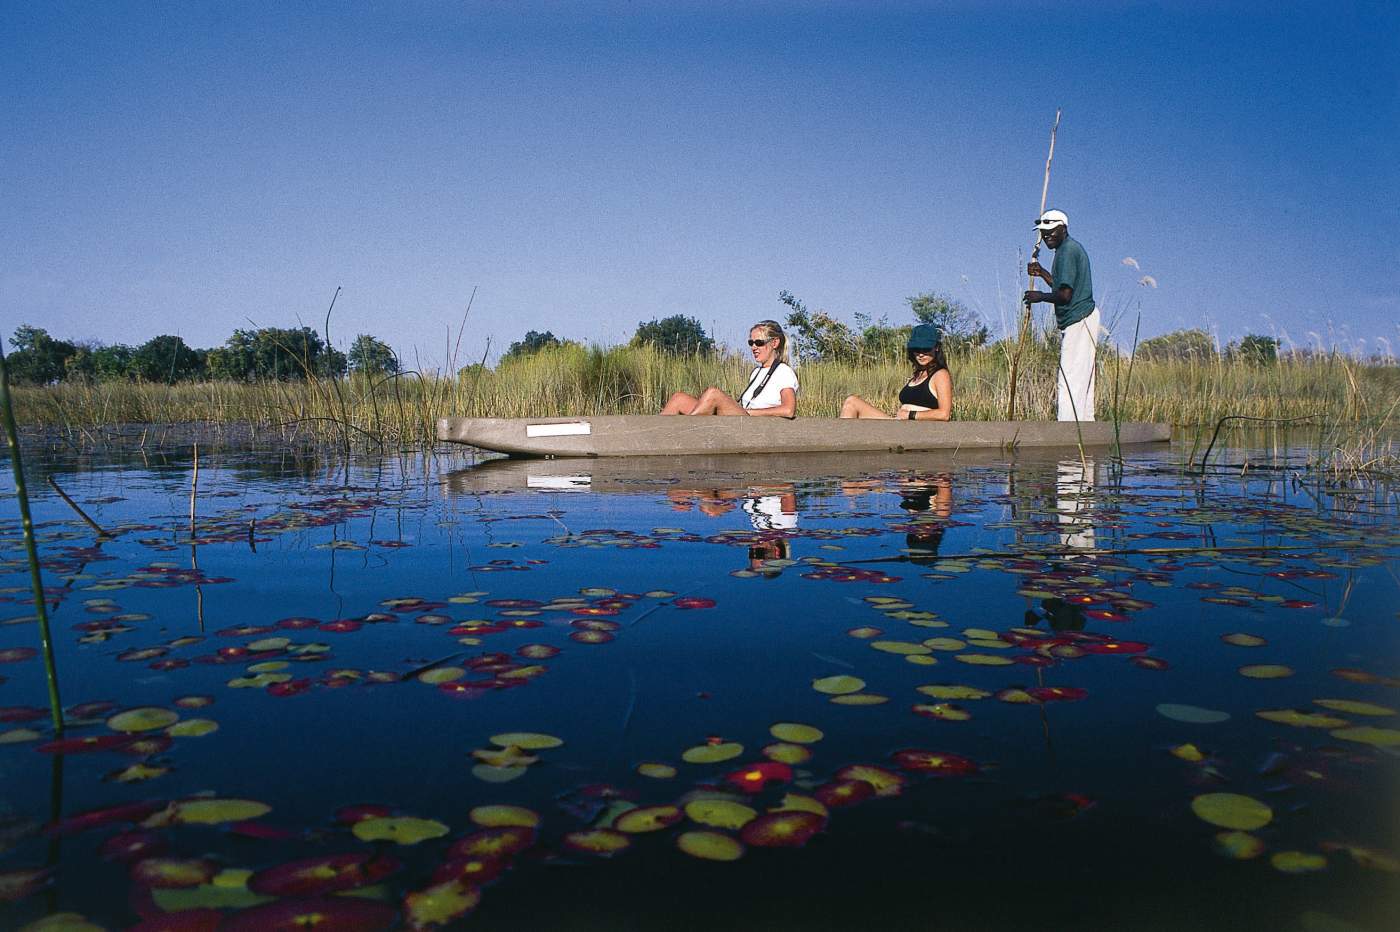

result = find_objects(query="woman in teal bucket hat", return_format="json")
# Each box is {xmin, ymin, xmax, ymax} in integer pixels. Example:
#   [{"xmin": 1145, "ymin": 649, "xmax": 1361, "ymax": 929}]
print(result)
[{"xmin": 839, "ymin": 322, "xmax": 953, "ymax": 421}]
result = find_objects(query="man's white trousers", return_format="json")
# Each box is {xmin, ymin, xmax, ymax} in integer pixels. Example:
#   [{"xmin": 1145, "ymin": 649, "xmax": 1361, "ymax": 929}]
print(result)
[{"xmin": 1057, "ymin": 308, "xmax": 1100, "ymax": 422}]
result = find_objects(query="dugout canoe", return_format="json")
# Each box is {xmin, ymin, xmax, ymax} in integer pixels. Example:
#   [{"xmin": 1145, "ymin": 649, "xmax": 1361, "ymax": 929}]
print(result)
[{"xmin": 436, "ymin": 416, "xmax": 1170, "ymax": 458}]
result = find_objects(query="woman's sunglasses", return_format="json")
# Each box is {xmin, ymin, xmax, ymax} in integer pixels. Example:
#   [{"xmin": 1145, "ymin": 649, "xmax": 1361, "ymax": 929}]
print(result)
[{"xmin": 747, "ymin": 339, "xmax": 773, "ymax": 347}]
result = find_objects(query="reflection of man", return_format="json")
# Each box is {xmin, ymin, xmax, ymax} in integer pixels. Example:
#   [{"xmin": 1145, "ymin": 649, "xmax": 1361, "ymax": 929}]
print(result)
[
  {"xmin": 1024, "ymin": 209, "xmax": 1099, "ymax": 422},
  {"xmin": 742, "ymin": 493, "xmax": 798, "ymax": 531},
  {"xmin": 1056, "ymin": 459, "xmax": 1095, "ymax": 550}
]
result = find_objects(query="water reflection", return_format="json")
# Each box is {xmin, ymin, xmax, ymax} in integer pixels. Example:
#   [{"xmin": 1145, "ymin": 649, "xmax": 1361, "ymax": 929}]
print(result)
[
  {"xmin": 8, "ymin": 445, "xmax": 1395, "ymax": 930},
  {"xmin": 1056, "ymin": 457, "xmax": 1096, "ymax": 549}
]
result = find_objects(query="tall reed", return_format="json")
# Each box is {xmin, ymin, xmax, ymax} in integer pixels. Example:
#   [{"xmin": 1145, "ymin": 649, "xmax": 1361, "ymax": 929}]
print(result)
[{"xmin": 10, "ymin": 344, "xmax": 1398, "ymax": 451}]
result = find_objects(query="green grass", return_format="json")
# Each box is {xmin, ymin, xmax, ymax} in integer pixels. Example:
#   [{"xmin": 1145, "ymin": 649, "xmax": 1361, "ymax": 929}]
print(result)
[{"xmin": 12, "ymin": 343, "xmax": 1399, "ymax": 454}]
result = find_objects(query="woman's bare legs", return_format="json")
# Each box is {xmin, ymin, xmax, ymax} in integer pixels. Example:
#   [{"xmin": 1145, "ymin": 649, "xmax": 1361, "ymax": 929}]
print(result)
[
  {"xmin": 660, "ymin": 391, "xmax": 700, "ymax": 415},
  {"xmin": 685, "ymin": 386, "xmax": 748, "ymax": 416},
  {"xmin": 840, "ymin": 395, "xmax": 893, "ymax": 419}
]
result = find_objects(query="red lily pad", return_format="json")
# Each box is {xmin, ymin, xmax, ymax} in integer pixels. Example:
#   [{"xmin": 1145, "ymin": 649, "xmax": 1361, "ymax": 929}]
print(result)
[
  {"xmin": 1025, "ymin": 686, "xmax": 1088, "ymax": 702},
  {"xmin": 1077, "ymin": 640, "xmax": 1149, "ymax": 655},
  {"xmin": 431, "ymin": 854, "xmax": 505, "ymax": 885},
  {"xmin": 47, "ymin": 800, "xmax": 164, "ymax": 836},
  {"xmin": 128, "ymin": 908, "xmax": 224, "ymax": 931},
  {"xmin": 447, "ymin": 826, "xmax": 536, "ymax": 860},
  {"xmin": 739, "ymin": 811, "xmax": 825, "ymax": 848},
  {"xmin": 404, "ymin": 879, "xmax": 482, "ymax": 928},
  {"xmin": 221, "ymin": 896, "xmax": 399, "ymax": 932},
  {"xmin": 812, "ymin": 779, "xmax": 875, "ymax": 808},
  {"xmin": 99, "ymin": 831, "xmax": 168, "ymax": 863},
  {"xmin": 248, "ymin": 852, "xmax": 401, "ymax": 896},
  {"xmin": 37, "ymin": 734, "xmax": 136, "ymax": 754},
  {"xmin": 891, "ymin": 749, "xmax": 979, "ymax": 775},
  {"xmin": 335, "ymin": 804, "xmax": 393, "ymax": 825},
  {"xmin": 561, "ymin": 829, "xmax": 632, "ymax": 857},
  {"xmin": 723, "ymin": 761, "xmax": 793, "ymax": 794}
]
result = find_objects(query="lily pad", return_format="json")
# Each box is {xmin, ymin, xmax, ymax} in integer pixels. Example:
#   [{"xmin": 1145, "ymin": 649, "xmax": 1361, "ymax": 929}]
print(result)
[
  {"xmin": 812, "ymin": 675, "xmax": 865, "ymax": 695},
  {"xmin": 1157, "ymin": 704, "xmax": 1231, "ymax": 724},
  {"xmin": 682, "ymin": 742, "xmax": 743, "ymax": 764},
  {"xmin": 684, "ymin": 799, "xmax": 757, "ymax": 830},
  {"xmin": 1328, "ymin": 726, "xmax": 1400, "ymax": 747},
  {"xmin": 469, "ymin": 805, "xmax": 540, "ymax": 828},
  {"xmin": 351, "ymin": 816, "xmax": 449, "ymax": 845},
  {"xmin": 107, "ymin": 707, "xmax": 179, "ymax": 733},
  {"xmin": 489, "ymin": 732, "xmax": 563, "ymax": 750},
  {"xmin": 768, "ymin": 722, "xmax": 823, "ymax": 744},
  {"xmin": 676, "ymin": 830, "xmax": 744, "ymax": 862},
  {"xmin": 1191, "ymin": 793, "xmax": 1272, "ymax": 830}
]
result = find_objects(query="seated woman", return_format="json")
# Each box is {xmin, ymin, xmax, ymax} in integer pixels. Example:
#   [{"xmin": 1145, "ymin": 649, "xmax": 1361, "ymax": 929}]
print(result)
[
  {"xmin": 660, "ymin": 320, "xmax": 798, "ymax": 418},
  {"xmin": 840, "ymin": 323, "xmax": 952, "ymax": 421}
]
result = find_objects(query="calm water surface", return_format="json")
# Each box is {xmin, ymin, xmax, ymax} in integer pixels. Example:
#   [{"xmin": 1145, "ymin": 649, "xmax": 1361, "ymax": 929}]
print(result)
[{"xmin": 1, "ymin": 444, "xmax": 1397, "ymax": 931}]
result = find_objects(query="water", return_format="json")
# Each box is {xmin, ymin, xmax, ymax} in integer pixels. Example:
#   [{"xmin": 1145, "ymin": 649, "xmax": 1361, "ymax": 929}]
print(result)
[{"xmin": 1, "ymin": 443, "xmax": 1397, "ymax": 930}]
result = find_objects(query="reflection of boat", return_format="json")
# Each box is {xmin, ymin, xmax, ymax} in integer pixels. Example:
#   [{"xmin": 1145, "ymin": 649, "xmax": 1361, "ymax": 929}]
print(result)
[
  {"xmin": 437, "ymin": 416, "xmax": 1169, "ymax": 458},
  {"xmin": 443, "ymin": 449, "xmax": 1017, "ymax": 495}
]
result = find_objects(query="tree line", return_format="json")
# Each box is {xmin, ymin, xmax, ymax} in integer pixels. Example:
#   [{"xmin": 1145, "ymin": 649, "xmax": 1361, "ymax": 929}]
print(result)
[
  {"xmin": 6, "ymin": 307, "xmax": 1318, "ymax": 388},
  {"xmin": 3, "ymin": 325, "xmax": 400, "ymax": 386},
  {"xmin": 502, "ymin": 292, "xmax": 990, "ymax": 365}
]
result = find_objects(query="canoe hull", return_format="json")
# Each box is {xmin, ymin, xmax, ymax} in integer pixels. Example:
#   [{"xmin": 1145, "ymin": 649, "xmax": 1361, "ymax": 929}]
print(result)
[{"xmin": 436, "ymin": 416, "xmax": 1170, "ymax": 458}]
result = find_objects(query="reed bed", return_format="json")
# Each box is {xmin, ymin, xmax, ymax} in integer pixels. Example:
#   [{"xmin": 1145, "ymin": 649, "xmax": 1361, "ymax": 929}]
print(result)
[{"xmin": 11, "ymin": 344, "xmax": 1399, "ymax": 456}]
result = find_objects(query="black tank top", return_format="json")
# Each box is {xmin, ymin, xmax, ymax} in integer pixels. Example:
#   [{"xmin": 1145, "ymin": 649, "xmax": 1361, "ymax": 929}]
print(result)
[{"xmin": 897, "ymin": 375, "xmax": 939, "ymax": 409}]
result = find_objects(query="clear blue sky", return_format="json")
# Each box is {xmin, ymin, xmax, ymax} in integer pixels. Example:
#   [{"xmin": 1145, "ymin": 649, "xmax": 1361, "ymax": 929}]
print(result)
[{"xmin": 4, "ymin": 1, "xmax": 1397, "ymax": 366}]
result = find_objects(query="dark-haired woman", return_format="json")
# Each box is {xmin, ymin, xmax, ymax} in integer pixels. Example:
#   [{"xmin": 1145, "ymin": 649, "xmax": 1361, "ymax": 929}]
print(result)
[
  {"xmin": 660, "ymin": 320, "xmax": 798, "ymax": 418},
  {"xmin": 839, "ymin": 323, "xmax": 952, "ymax": 421}
]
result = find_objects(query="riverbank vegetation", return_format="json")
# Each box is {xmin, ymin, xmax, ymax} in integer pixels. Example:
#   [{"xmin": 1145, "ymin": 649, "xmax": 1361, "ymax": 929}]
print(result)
[
  {"xmin": 6, "ymin": 304, "xmax": 1397, "ymax": 472},
  {"xmin": 9, "ymin": 339, "xmax": 1395, "ymax": 445}
]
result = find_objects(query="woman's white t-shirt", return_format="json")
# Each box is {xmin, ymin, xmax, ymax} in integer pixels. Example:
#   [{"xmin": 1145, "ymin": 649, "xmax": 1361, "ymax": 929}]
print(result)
[{"xmin": 739, "ymin": 362, "xmax": 799, "ymax": 410}]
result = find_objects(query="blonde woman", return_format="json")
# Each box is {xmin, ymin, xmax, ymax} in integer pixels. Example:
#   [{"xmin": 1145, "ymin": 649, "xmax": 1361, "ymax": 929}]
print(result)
[
  {"xmin": 839, "ymin": 324, "xmax": 952, "ymax": 421},
  {"xmin": 660, "ymin": 320, "xmax": 798, "ymax": 418}
]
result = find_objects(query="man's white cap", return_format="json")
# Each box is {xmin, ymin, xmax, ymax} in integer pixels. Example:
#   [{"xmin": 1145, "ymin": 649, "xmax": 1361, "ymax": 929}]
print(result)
[{"xmin": 1035, "ymin": 209, "xmax": 1069, "ymax": 230}]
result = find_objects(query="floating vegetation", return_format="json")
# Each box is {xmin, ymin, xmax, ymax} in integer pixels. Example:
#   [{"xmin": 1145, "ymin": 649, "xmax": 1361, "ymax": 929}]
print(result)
[{"xmin": 0, "ymin": 444, "xmax": 1396, "ymax": 928}]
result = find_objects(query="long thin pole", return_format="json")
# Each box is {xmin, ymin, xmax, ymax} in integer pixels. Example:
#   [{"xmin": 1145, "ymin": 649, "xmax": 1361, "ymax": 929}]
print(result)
[
  {"xmin": 0, "ymin": 344, "xmax": 65, "ymax": 733},
  {"xmin": 1007, "ymin": 109, "xmax": 1061, "ymax": 420}
]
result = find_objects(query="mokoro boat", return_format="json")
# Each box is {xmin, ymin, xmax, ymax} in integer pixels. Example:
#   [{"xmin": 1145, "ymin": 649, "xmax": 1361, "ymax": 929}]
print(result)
[{"xmin": 436, "ymin": 416, "xmax": 1170, "ymax": 458}]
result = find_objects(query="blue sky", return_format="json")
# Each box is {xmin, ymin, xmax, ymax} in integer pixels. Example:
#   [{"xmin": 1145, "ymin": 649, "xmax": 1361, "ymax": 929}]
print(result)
[{"xmin": 4, "ymin": 1, "xmax": 1397, "ymax": 366}]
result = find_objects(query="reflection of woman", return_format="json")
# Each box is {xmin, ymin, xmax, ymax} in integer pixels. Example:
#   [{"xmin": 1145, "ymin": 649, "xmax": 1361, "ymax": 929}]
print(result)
[
  {"xmin": 899, "ymin": 476, "xmax": 953, "ymax": 563},
  {"xmin": 661, "ymin": 321, "xmax": 797, "ymax": 418},
  {"xmin": 840, "ymin": 324, "xmax": 952, "ymax": 421}
]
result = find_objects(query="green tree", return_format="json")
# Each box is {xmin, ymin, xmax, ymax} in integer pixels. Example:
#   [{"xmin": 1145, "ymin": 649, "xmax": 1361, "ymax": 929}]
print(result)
[
  {"xmin": 1138, "ymin": 328, "xmax": 1217, "ymax": 361},
  {"xmin": 1231, "ymin": 334, "xmax": 1278, "ymax": 365},
  {"xmin": 6, "ymin": 325, "xmax": 77, "ymax": 384},
  {"xmin": 207, "ymin": 326, "xmax": 337, "ymax": 381},
  {"xmin": 779, "ymin": 290, "xmax": 858, "ymax": 362},
  {"xmin": 131, "ymin": 335, "xmax": 205, "ymax": 383},
  {"xmin": 502, "ymin": 330, "xmax": 564, "ymax": 361},
  {"xmin": 631, "ymin": 315, "xmax": 715, "ymax": 356},
  {"xmin": 852, "ymin": 313, "xmax": 909, "ymax": 362},
  {"xmin": 907, "ymin": 293, "xmax": 988, "ymax": 351},
  {"xmin": 348, "ymin": 335, "xmax": 400, "ymax": 375}
]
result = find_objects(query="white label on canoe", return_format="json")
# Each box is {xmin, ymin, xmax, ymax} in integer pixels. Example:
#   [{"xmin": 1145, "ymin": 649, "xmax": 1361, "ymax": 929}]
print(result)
[
  {"xmin": 527, "ymin": 475, "xmax": 592, "ymax": 490},
  {"xmin": 526, "ymin": 421, "xmax": 592, "ymax": 437}
]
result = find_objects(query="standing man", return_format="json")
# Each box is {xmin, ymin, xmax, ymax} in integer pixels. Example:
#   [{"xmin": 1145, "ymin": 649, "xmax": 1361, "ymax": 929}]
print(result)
[{"xmin": 1024, "ymin": 209, "xmax": 1099, "ymax": 421}]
